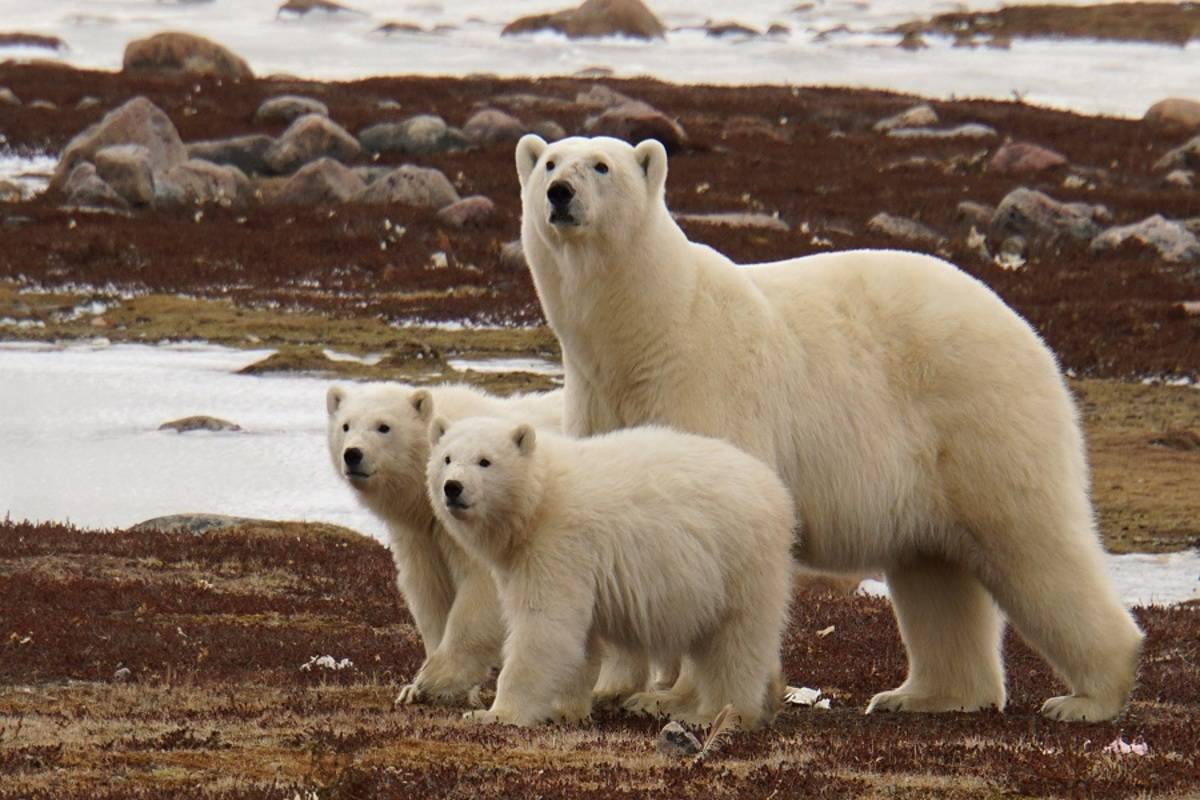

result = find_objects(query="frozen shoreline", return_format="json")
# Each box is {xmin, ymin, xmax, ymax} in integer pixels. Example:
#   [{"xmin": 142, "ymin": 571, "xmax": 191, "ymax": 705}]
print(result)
[
  {"xmin": 1, "ymin": 340, "xmax": 1195, "ymax": 607},
  {"xmin": 0, "ymin": 0, "xmax": 1193, "ymax": 118}
]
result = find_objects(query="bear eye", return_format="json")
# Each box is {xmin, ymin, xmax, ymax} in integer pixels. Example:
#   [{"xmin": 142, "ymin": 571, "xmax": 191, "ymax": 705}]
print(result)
[
  {"xmin": 478, "ymin": 458, "xmax": 491, "ymax": 468},
  {"xmin": 545, "ymin": 160, "xmax": 555, "ymax": 172},
  {"xmin": 444, "ymin": 455, "xmax": 451, "ymax": 465},
  {"xmin": 594, "ymin": 162, "xmax": 608, "ymax": 174},
  {"xmin": 377, "ymin": 424, "xmax": 390, "ymax": 434},
  {"xmin": 342, "ymin": 423, "xmax": 349, "ymax": 432}
]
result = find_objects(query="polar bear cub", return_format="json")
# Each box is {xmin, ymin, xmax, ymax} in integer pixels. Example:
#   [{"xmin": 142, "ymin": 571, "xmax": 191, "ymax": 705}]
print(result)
[
  {"xmin": 327, "ymin": 382, "xmax": 562, "ymax": 706},
  {"xmin": 427, "ymin": 416, "xmax": 794, "ymax": 728}
]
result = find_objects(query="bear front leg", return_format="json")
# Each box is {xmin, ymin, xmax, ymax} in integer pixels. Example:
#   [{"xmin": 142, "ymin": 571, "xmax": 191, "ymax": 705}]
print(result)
[
  {"xmin": 388, "ymin": 522, "xmax": 456, "ymax": 656},
  {"xmin": 396, "ymin": 567, "xmax": 504, "ymax": 708},
  {"xmin": 592, "ymin": 641, "xmax": 651, "ymax": 705}
]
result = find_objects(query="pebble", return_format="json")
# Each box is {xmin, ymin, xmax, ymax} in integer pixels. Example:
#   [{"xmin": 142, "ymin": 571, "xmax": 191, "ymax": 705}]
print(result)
[
  {"xmin": 158, "ymin": 415, "xmax": 243, "ymax": 433},
  {"xmin": 656, "ymin": 721, "xmax": 702, "ymax": 757},
  {"xmin": 1091, "ymin": 215, "xmax": 1200, "ymax": 264},
  {"xmin": 873, "ymin": 104, "xmax": 938, "ymax": 132}
]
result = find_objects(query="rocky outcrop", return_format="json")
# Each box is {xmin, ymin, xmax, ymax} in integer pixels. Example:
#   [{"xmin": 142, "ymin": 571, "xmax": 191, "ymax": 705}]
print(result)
[
  {"xmin": 1091, "ymin": 215, "xmax": 1200, "ymax": 263},
  {"xmin": 988, "ymin": 187, "xmax": 1108, "ymax": 244},
  {"xmin": 264, "ymin": 114, "xmax": 361, "ymax": 174},
  {"xmin": 122, "ymin": 32, "xmax": 253, "ymax": 80},
  {"xmin": 51, "ymin": 96, "xmax": 187, "ymax": 193},
  {"xmin": 94, "ymin": 144, "xmax": 156, "ymax": 206},
  {"xmin": 502, "ymin": 0, "xmax": 666, "ymax": 40}
]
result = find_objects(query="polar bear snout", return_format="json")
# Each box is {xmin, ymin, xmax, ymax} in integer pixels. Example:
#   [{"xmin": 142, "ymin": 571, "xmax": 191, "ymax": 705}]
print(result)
[
  {"xmin": 342, "ymin": 446, "xmax": 372, "ymax": 481},
  {"xmin": 547, "ymin": 180, "xmax": 578, "ymax": 225}
]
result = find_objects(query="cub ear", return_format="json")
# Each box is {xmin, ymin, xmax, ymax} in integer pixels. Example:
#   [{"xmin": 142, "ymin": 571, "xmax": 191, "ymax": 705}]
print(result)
[
  {"xmin": 410, "ymin": 389, "xmax": 433, "ymax": 423},
  {"xmin": 431, "ymin": 416, "xmax": 449, "ymax": 445},
  {"xmin": 512, "ymin": 423, "xmax": 536, "ymax": 455},
  {"xmin": 515, "ymin": 134, "xmax": 547, "ymax": 187},
  {"xmin": 326, "ymin": 385, "xmax": 345, "ymax": 416},
  {"xmin": 633, "ymin": 139, "xmax": 668, "ymax": 199}
]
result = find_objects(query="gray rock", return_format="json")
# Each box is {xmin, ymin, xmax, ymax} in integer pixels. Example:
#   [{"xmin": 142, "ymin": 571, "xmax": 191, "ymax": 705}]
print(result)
[
  {"xmin": 887, "ymin": 123, "xmax": 997, "ymax": 140},
  {"xmin": 63, "ymin": 162, "xmax": 99, "ymax": 196},
  {"xmin": 264, "ymin": 113, "xmax": 361, "ymax": 174},
  {"xmin": 122, "ymin": 31, "xmax": 253, "ymax": 80},
  {"xmin": 867, "ymin": 212, "xmax": 944, "ymax": 246},
  {"xmin": 989, "ymin": 187, "xmax": 1108, "ymax": 244},
  {"xmin": 353, "ymin": 165, "xmax": 394, "ymax": 184},
  {"xmin": 989, "ymin": 141, "xmax": 1067, "ymax": 174},
  {"xmin": 158, "ymin": 415, "xmax": 243, "ymax": 432},
  {"xmin": 254, "ymin": 94, "xmax": 328, "ymax": 124},
  {"xmin": 656, "ymin": 721, "xmax": 702, "ymax": 758},
  {"xmin": 76, "ymin": 96, "xmax": 101, "ymax": 111},
  {"xmin": 94, "ymin": 144, "xmax": 155, "ymax": 206},
  {"xmin": 531, "ymin": 120, "xmax": 567, "ymax": 141},
  {"xmin": 131, "ymin": 513, "xmax": 257, "ymax": 533},
  {"xmin": 956, "ymin": 200, "xmax": 994, "ymax": 227},
  {"xmin": 357, "ymin": 114, "xmax": 466, "ymax": 155},
  {"xmin": 1164, "ymin": 169, "xmax": 1194, "ymax": 188},
  {"xmin": 1144, "ymin": 98, "xmax": 1200, "ymax": 132},
  {"xmin": 187, "ymin": 134, "xmax": 275, "ymax": 175},
  {"xmin": 354, "ymin": 164, "xmax": 460, "ymax": 208},
  {"xmin": 1090, "ymin": 215, "xmax": 1200, "ymax": 263},
  {"xmin": 584, "ymin": 101, "xmax": 688, "ymax": 153},
  {"xmin": 463, "ymin": 108, "xmax": 525, "ymax": 145},
  {"xmin": 873, "ymin": 104, "xmax": 938, "ymax": 132},
  {"xmin": 0, "ymin": 87, "xmax": 19, "ymax": 106},
  {"xmin": 28, "ymin": 100, "xmax": 57, "ymax": 111},
  {"xmin": 674, "ymin": 211, "xmax": 789, "ymax": 232},
  {"xmin": 51, "ymin": 96, "xmax": 187, "ymax": 193},
  {"xmin": 436, "ymin": 195, "xmax": 495, "ymax": 227},
  {"xmin": 66, "ymin": 173, "xmax": 128, "ymax": 210},
  {"xmin": 575, "ymin": 84, "xmax": 637, "ymax": 109},
  {"xmin": 154, "ymin": 160, "xmax": 249, "ymax": 208},
  {"xmin": 112, "ymin": 666, "xmax": 133, "ymax": 683},
  {"xmin": 1153, "ymin": 135, "xmax": 1200, "ymax": 172},
  {"xmin": 273, "ymin": 157, "xmax": 366, "ymax": 204}
]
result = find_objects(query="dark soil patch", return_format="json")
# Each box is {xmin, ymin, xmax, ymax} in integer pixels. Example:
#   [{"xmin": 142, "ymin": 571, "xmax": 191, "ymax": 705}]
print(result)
[
  {"xmin": 0, "ymin": 519, "xmax": 1197, "ymax": 798},
  {"xmin": 0, "ymin": 63, "xmax": 1198, "ymax": 381},
  {"xmin": 897, "ymin": 3, "xmax": 1200, "ymax": 46},
  {"xmin": 0, "ymin": 33, "xmax": 65, "ymax": 51}
]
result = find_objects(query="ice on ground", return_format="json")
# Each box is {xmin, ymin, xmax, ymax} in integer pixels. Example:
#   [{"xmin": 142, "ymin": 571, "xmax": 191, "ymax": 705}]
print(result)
[{"xmin": 0, "ymin": 341, "xmax": 1195, "ymax": 606}]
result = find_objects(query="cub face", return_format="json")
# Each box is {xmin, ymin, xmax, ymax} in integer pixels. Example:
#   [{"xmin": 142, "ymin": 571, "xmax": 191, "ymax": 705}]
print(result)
[
  {"xmin": 515, "ymin": 134, "xmax": 668, "ymax": 246},
  {"xmin": 326, "ymin": 384, "xmax": 434, "ymax": 500},
  {"xmin": 427, "ymin": 416, "xmax": 538, "ymax": 530}
]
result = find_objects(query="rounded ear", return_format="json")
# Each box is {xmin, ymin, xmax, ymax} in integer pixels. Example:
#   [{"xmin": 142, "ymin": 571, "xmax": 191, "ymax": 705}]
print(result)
[
  {"xmin": 633, "ymin": 139, "xmax": 668, "ymax": 199},
  {"xmin": 515, "ymin": 134, "xmax": 547, "ymax": 187},
  {"xmin": 326, "ymin": 385, "xmax": 345, "ymax": 416},
  {"xmin": 512, "ymin": 423, "xmax": 536, "ymax": 455},
  {"xmin": 431, "ymin": 416, "xmax": 449, "ymax": 445},
  {"xmin": 410, "ymin": 389, "xmax": 433, "ymax": 423}
]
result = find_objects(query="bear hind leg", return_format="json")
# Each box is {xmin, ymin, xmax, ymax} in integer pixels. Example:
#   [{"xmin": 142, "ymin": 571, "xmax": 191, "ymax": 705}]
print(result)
[{"xmin": 867, "ymin": 556, "xmax": 1006, "ymax": 715}]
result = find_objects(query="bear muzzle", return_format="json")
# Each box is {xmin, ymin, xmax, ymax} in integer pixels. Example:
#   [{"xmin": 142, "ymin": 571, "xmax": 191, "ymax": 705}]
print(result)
[{"xmin": 547, "ymin": 180, "xmax": 578, "ymax": 226}]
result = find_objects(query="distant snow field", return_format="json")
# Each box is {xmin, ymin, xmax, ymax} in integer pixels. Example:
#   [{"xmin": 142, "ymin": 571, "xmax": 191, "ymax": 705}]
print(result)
[
  {"xmin": 0, "ymin": 0, "xmax": 1193, "ymax": 117},
  {"xmin": 0, "ymin": 341, "xmax": 1195, "ymax": 606}
]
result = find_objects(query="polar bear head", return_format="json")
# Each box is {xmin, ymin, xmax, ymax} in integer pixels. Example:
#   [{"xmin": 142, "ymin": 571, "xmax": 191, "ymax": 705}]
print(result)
[
  {"xmin": 427, "ymin": 415, "xmax": 544, "ymax": 556},
  {"xmin": 516, "ymin": 134, "xmax": 668, "ymax": 246},
  {"xmin": 326, "ymin": 383, "xmax": 436, "ymax": 514}
]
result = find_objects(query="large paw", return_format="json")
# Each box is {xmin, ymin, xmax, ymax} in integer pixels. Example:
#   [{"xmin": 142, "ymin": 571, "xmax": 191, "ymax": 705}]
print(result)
[
  {"xmin": 624, "ymin": 689, "xmax": 688, "ymax": 718},
  {"xmin": 463, "ymin": 708, "xmax": 523, "ymax": 726},
  {"xmin": 867, "ymin": 688, "xmax": 997, "ymax": 714},
  {"xmin": 1041, "ymin": 694, "xmax": 1121, "ymax": 722},
  {"xmin": 395, "ymin": 682, "xmax": 423, "ymax": 706}
]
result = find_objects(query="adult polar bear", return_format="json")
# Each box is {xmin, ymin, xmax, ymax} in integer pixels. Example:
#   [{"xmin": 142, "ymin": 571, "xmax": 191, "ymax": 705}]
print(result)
[{"xmin": 515, "ymin": 133, "xmax": 1143, "ymax": 722}]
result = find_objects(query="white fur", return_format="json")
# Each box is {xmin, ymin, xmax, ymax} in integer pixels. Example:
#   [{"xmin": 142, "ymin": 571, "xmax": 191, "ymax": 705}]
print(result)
[
  {"xmin": 515, "ymin": 134, "xmax": 1144, "ymax": 722},
  {"xmin": 326, "ymin": 382, "xmax": 562, "ymax": 706},
  {"xmin": 427, "ymin": 418, "xmax": 794, "ymax": 728}
]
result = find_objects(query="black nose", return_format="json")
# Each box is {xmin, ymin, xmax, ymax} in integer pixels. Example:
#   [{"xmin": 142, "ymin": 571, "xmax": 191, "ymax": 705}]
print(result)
[
  {"xmin": 343, "ymin": 447, "xmax": 362, "ymax": 467},
  {"xmin": 547, "ymin": 181, "xmax": 574, "ymax": 207},
  {"xmin": 443, "ymin": 480, "xmax": 463, "ymax": 500}
]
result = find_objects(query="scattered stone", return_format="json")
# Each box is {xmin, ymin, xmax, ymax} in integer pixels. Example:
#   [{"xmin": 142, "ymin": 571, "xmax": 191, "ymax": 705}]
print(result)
[
  {"xmin": 254, "ymin": 94, "xmax": 328, "ymax": 124},
  {"xmin": 187, "ymin": 134, "xmax": 275, "ymax": 175},
  {"xmin": 122, "ymin": 31, "xmax": 253, "ymax": 80},
  {"xmin": 704, "ymin": 20, "xmax": 760, "ymax": 37},
  {"xmin": 1153, "ymin": 135, "xmax": 1200, "ymax": 171},
  {"xmin": 112, "ymin": 667, "xmax": 133, "ymax": 683},
  {"xmin": 463, "ymin": 108, "xmax": 525, "ymax": 145},
  {"xmin": 989, "ymin": 141, "xmax": 1067, "ymax": 173},
  {"xmin": 873, "ymin": 104, "xmax": 938, "ymax": 132},
  {"xmin": 158, "ymin": 415, "xmax": 243, "ymax": 433},
  {"xmin": 94, "ymin": 144, "xmax": 156, "ymax": 206},
  {"xmin": 1091, "ymin": 215, "xmax": 1200, "ymax": 263},
  {"xmin": 76, "ymin": 96, "xmax": 101, "ymax": 111},
  {"xmin": 532, "ymin": 120, "xmax": 567, "ymax": 141},
  {"xmin": 131, "ymin": 513, "xmax": 257, "ymax": 533},
  {"xmin": 956, "ymin": 200, "xmax": 994, "ymax": 227},
  {"xmin": 574, "ymin": 66, "xmax": 615, "ymax": 78},
  {"xmin": 51, "ymin": 96, "xmax": 187, "ymax": 193},
  {"xmin": 28, "ymin": 99, "xmax": 57, "ymax": 111},
  {"xmin": 0, "ymin": 87, "xmax": 19, "ymax": 106},
  {"xmin": 499, "ymin": 239, "xmax": 527, "ymax": 272},
  {"xmin": 1164, "ymin": 169, "xmax": 1194, "ymax": 188},
  {"xmin": 437, "ymin": 195, "xmax": 495, "ymax": 227},
  {"xmin": 656, "ymin": 721, "xmax": 702, "ymax": 758},
  {"xmin": 721, "ymin": 115, "xmax": 790, "ymax": 143},
  {"xmin": 1144, "ymin": 98, "xmax": 1200, "ymax": 133},
  {"xmin": 867, "ymin": 212, "xmax": 944, "ymax": 246},
  {"xmin": 989, "ymin": 187, "xmax": 1107, "ymax": 244},
  {"xmin": 66, "ymin": 172, "xmax": 129, "ymax": 210},
  {"xmin": 584, "ymin": 102, "xmax": 688, "ymax": 153},
  {"xmin": 273, "ymin": 157, "xmax": 365, "ymax": 204},
  {"xmin": 277, "ymin": 0, "xmax": 360, "ymax": 15},
  {"xmin": 675, "ymin": 212, "xmax": 789, "ymax": 232},
  {"xmin": 353, "ymin": 165, "xmax": 393, "ymax": 185},
  {"xmin": 357, "ymin": 115, "xmax": 466, "ymax": 155},
  {"xmin": 502, "ymin": 0, "xmax": 666, "ymax": 40},
  {"xmin": 354, "ymin": 164, "xmax": 460, "ymax": 208},
  {"xmin": 63, "ymin": 162, "xmax": 99, "ymax": 196},
  {"xmin": 264, "ymin": 114, "xmax": 361, "ymax": 174},
  {"xmin": 888, "ymin": 124, "xmax": 997, "ymax": 140},
  {"xmin": 155, "ymin": 159, "xmax": 249, "ymax": 207}
]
